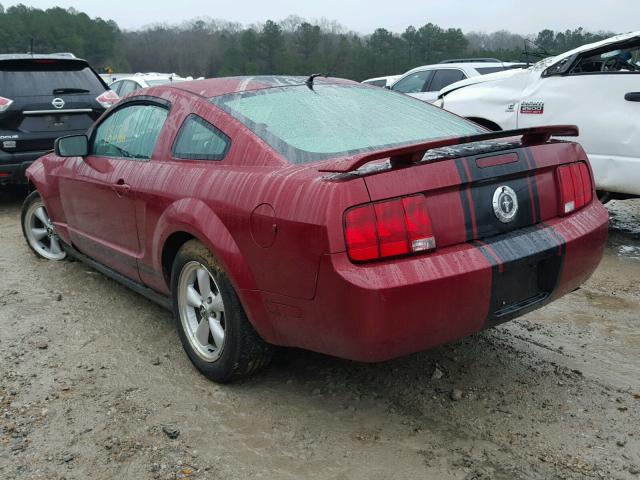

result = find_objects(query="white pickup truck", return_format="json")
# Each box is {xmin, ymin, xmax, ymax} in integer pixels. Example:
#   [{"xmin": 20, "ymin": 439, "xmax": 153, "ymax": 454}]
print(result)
[{"xmin": 437, "ymin": 32, "xmax": 640, "ymax": 200}]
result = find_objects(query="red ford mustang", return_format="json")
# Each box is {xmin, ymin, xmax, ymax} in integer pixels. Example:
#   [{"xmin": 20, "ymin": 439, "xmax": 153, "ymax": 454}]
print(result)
[{"xmin": 22, "ymin": 76, "xmax": 608, "ymax": 382}]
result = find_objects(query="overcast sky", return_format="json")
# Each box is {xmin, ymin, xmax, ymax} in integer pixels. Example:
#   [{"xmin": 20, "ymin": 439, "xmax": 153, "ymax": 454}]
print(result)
[{"xmin": 3, "ymin": 0, "xmax": 639, "ymax": 34}]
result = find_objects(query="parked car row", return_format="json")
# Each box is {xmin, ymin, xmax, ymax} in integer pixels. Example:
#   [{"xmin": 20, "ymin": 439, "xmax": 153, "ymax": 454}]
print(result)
[
  {"xmin": 370, "ymin": 32, "xmax": 640, "ymax": 200},
  {"xmin": 436, "ymin": 32, "xmax": 640, "ymax": 200},
  {"xmin": 108, "ymin": 72, "xmax": 192, "ymax": 97}
]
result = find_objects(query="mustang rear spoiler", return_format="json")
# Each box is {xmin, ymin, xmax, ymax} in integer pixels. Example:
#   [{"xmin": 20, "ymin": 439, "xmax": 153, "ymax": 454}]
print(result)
[{"xmin": 318, "ymin": 125, "xmax": 579, "ymax": 173}]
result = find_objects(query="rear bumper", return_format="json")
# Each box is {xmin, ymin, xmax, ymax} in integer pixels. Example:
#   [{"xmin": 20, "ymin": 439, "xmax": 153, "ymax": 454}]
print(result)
[
  {"xmin": 268, "ymin": 201, "xmax": 608, "ymax": 362},
  {"xmin": 0, "ymin": 150, "xmax": 50, "ymax": 184}
]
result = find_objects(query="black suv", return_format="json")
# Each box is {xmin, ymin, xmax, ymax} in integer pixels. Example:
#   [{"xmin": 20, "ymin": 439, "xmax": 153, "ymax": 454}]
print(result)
[{"xmin": 0, "ymin": 54, "xmax": 119, "ymax": 184}]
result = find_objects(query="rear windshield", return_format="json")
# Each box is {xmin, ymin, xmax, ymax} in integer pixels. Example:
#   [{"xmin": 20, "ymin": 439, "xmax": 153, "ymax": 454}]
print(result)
[
  {"xmin": 0, "ymin": 61, "xmax": 105, "ymax": 97},
  {"xmin": 212, "ymin": 84, "xmax": 483, "ymax": 164},
  {"xmin": 476, "ymin": 67, "xmax": 509, "ymax": 75}
]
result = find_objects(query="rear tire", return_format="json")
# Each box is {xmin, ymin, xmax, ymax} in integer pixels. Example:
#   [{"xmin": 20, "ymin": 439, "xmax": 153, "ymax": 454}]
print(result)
[
  {"xmin": 597, "ymin": 191, "xmax": 611, "ymax": 204},
  {"xmin": 171, "ymin": 240, "xmax": 272, "ymax": 382},
  {"xmin": 21, "ymin": 191, "xmax": 67, "ymax": 261}
]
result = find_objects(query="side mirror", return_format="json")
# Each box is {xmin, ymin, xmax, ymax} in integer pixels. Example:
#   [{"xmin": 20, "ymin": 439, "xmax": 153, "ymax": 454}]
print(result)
[{"xmin": 54, "ymin": 135, "xmax": 88, "ymax": 157}]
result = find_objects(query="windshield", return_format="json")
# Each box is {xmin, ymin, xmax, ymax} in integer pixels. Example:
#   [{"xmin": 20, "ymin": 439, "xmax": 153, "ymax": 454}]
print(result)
[{"xmin": 212, "ymin": 84, "xmax": 483, "ymax": 164}]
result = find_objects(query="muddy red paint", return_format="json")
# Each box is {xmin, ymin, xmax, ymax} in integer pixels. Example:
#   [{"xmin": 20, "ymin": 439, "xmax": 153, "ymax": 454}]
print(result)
[{"xmin": 26, "ymin": 76, "xmax": 608, "ymax": 362}]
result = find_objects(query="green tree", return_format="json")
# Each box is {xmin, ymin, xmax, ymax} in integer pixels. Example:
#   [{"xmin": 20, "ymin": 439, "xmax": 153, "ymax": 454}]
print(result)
[{"xmin": 260, "ymin": 20, "xmax": 283, "ymax": 73}]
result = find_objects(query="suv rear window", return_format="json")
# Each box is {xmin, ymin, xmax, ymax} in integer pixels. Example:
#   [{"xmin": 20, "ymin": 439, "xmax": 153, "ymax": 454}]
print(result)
[
  {"xmin": 475, "ymin": 67, "xmax": 508, "ymax": 75},
  {"xmin": 0, "ymin": 60, "xmax": 105, "ymax": 97},
  {"xmin": 212, "ymin": 84, "xmax": 482, "ymax": 164}
]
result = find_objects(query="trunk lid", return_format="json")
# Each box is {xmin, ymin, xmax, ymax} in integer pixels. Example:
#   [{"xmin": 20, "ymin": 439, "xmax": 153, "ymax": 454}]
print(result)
[{"xmin": 322, "ymin": 127, "xmax": 582, "ymax": 248}]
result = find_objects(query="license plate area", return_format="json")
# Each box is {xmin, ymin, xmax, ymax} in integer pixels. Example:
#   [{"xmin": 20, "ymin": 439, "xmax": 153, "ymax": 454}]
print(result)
[
  {"xmin": 20, "ymin": 113, "xmax": 93, "ymax": 132},
  {"xmin": 487, "ymin": 252, "xmax": 561, "ymax": 325}
]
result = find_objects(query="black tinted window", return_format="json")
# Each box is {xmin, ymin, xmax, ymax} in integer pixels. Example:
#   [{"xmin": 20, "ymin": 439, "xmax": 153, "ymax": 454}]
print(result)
[
  {"xmin": 173, "ymin": 115, "xmax": 230, "ymax": 160},
  {"xmin": 427, "ymin": 69, "xmax": 467, "ymax": 92},
  {"xmin": 0, "ymin": 61, "xmax": 104, "ymax": 97},
  {"xmin": 392, "ymin": 70, "xmax": 433, "ymax": 93},
  {"xmin": 476, "ymin": 67, "xmax": 507, "ymax": 75}
]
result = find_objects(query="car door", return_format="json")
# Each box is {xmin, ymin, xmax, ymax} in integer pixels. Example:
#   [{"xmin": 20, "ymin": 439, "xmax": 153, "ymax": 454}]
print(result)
[
  {"xmin": 58, "ymin": 100, "xmax": 169, "ymax": 281},
  {"xmin": 517, "ymin": 38, "xmax": 640, "ymax": 195}
]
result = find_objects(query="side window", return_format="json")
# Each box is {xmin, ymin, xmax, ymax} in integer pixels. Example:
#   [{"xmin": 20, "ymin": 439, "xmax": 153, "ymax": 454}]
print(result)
[
  {"xmin": 392, "ymin": 70, "xmax": 433, "ymax": 93},
  {"xmin": 110, "ymin": 81, "xmax": 122, "ymax": 96},
  {"xmin": 172, "ymin": 114, "xmax": 230, "ymax": 161},
  {"xmin": 427, "ymin": 69, "xmax": 467, "ymax": 92},
  {"xmin": 570, "ymin": 44, "xmax": 640, "ymax": 74},
  {"xmin": 118, "ymin": 80, "xmax": 137, "ymax": 97},
  {"xmin": 365, "ymin": 79, "xmax": 386, "ymax": 87},
  {"xmin": 91, "ymin": 104, "xmax": 168, "ymax": 160}
]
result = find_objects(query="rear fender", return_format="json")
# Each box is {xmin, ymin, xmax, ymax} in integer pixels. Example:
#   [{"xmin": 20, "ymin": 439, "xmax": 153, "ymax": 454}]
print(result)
[{"xmin": 153, "ymin": 198, "xmax": 275, "ymax": 340}]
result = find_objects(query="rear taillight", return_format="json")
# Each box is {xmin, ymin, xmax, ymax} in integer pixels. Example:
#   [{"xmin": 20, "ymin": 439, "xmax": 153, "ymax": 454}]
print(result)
[
  {"xmin": 0, "ymin": 96, "xmax": 13, "ymax": 112},
  {"xmin": 556, "ymin": 162, "xmax": 593, "ymax": 215},
  {"xmin": 96, "ymin": 90, "xmax": 119, "ymax": 109},
  {"xmin": 344, "ymin": 194, "xmax": 436, "ymax": 262}
]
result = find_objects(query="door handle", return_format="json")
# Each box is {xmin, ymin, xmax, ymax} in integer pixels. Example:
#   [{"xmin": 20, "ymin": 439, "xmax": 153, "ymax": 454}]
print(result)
[
  {"xmin": 112, "ymin": 179, "xmax": 131, "ymax": 197},
  {"xmin": 624, "ymin": 92, "xmax": 640, "ymax": 102}
]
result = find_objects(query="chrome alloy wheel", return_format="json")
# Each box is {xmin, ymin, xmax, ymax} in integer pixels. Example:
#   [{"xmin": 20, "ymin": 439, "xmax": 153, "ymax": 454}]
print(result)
[
  {"xmin": 23, "ymin": 200, "xmax": 66, "ymax": 261},
  {"xmin": 177, "ymin": 261, "xmax": 226, "ymax": 362}
]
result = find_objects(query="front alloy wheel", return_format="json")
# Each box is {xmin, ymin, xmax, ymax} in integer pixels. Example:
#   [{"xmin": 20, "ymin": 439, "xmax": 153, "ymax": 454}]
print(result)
[{"xmin": 21, "ymin": 191, "xmax": 66, "ymax": 261}]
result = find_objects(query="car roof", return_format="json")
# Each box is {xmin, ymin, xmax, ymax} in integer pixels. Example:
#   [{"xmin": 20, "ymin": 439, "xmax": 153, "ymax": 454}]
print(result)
[
  {"xmin": 170, "ymin": 75, "xmax": 357, "ymax": 98},
  {"xmin": 403, "ymin": 61, "xmax": 519, "ymax": 75},
  {"xmin": 0, "ymin": 53, "xmax": 87, "ymax": 63},
  {"xmin": 114, "ymin": 75, "xmax": 185, "ymax": 82}
]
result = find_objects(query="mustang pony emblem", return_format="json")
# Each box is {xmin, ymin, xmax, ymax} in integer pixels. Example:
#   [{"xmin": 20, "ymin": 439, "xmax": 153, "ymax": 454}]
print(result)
[{"xmin": 493, "ymin": 185, "xmax": 518, "ymax": 223}]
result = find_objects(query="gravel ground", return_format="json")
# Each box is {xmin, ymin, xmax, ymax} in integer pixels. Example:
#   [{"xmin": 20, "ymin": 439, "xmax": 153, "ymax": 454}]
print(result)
[{"xmin": 1, "ymin": 187, "xmax": 639, "ymax": 480}]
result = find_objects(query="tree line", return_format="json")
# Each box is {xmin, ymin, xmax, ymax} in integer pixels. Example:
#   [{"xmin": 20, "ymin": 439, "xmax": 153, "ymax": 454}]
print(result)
[{"xmin": 0, "ymin": 3, "xmax": 615, "ymax": 81}]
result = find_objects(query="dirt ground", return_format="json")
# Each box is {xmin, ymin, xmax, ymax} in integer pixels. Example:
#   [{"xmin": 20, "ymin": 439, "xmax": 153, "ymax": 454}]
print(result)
[{"xmin": 0, "ymin": 186, "xmax": 638, "ymax": 480}]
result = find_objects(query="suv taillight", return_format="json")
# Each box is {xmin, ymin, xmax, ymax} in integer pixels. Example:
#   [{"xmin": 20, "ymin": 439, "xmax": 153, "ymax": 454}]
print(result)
[
  {"xmin": 96, "ymin": 90, "xmax": 119, "ymax": 109},
  {"xmin": 556, "ymin": 162, "xmax": 593, "ymax": 215},
  {"xmin": 344, "ymin": 194, "xmax": 436, "ymax": 262},
  {"xmin": 0, "ymin": 96, "xmax": 13, "ymax": 112}
]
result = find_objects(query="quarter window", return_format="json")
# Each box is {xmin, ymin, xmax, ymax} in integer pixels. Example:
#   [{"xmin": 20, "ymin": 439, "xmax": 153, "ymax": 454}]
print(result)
[
  {"xmin": 172, "ymin": 115, "xmax": 230, "ymax": 160},
  {"xmin": 91, "ymin": 104, "xmax": 168, "ymax": 159},
  {"xmin": 427, "ymin": 69, "xmax": 467, "ymax": 92}
]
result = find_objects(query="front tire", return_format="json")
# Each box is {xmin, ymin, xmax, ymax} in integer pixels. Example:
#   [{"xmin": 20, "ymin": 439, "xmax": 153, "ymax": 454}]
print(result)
[
  {"xmin": 21, "ymin": 191, "xmax": 67, "ymax": 261},
  {"xmin": 171, "ymin": 240, "xmax": 272, "ymax": 382}
]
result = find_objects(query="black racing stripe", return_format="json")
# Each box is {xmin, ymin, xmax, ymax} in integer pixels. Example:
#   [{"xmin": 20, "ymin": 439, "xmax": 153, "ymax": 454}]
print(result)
[
  {"xmin": 472, "ymin": 240, "xmax": 499, "ymax": 268},
  {"xmin": 480, "ymin": 224, "xmax": 566, "ymax": 328},
  {"xmin": 522, "ymin": 147, "xmax": 542, "ymax": 223},
  {"xmin": 540, "ymin": 223, "xmax": 567, "ymax": 293},
  {"xmin": 454, "ymin": 157, "xmax": 474, "ymax": 242},
  {"xmin": 542, "ymin": 222, "xmax": 567, "ymax": 256}
]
